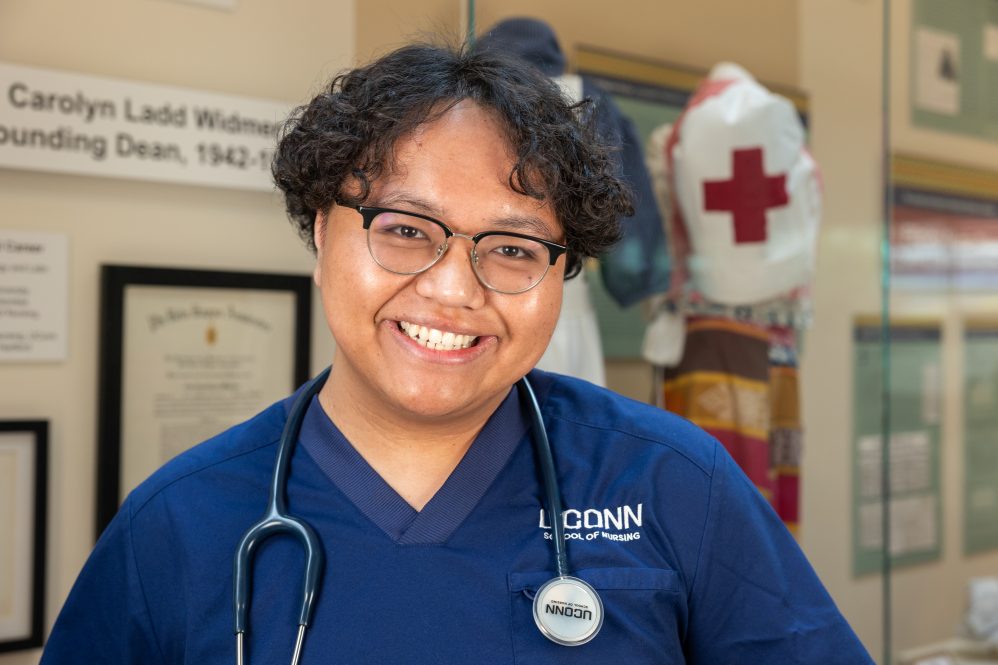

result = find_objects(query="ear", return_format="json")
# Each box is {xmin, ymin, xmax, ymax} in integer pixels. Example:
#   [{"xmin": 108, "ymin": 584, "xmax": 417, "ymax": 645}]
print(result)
[{"xmin": 312, "ymin": 210, "xmax": 327, "ymax": 288}]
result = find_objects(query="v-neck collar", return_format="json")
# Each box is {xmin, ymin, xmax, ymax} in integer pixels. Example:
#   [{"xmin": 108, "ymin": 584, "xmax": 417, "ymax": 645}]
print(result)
[{"xmin": 299, "ymin": 387, "xmax": 527, "ymax": 545}]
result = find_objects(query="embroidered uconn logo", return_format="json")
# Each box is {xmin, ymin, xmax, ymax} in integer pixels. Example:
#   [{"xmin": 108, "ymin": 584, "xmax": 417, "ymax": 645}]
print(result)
[{"xmin": 538, "ymin": 504, "xmax": 643, "ymax": 542}]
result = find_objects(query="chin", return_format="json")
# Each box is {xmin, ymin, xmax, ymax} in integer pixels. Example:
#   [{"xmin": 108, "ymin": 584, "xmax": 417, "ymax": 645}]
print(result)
[{"xmin": 385, "ymin": 383, "xmax": 496, "ymax": 421}]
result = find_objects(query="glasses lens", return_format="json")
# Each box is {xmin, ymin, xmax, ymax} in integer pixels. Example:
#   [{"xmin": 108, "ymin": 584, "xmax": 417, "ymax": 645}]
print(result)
[
  {"xmin": 367, "ymin": 211, "xmax": 447, "ymax": 274},
  {"xmin": 475, "ymin": 234, "xmax": 551, "ymax": 293}
]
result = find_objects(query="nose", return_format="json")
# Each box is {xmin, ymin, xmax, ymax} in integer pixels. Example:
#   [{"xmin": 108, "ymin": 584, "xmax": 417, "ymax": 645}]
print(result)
[{"xmin": 413, "ymin": 235, "xmax": 487, "ymax": 308}]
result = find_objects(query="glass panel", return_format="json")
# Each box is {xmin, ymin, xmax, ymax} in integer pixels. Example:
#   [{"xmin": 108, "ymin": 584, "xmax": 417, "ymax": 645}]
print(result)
[{"xmin": 888, "ymin": 1, "xmax": 998, "ymax": 663}]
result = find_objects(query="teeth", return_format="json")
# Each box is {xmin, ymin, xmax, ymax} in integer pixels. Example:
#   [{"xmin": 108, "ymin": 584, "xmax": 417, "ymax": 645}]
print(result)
[{"xmin": 399, "ymin": 321, "xmax": 477, "ymax": 350}]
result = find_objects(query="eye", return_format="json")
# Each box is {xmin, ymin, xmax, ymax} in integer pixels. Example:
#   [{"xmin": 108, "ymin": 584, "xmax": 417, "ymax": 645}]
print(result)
[
  {"xmin": 388, "ymin": 224, "xmax": 426, "ymax": 240},
  {"xmin": 494, "ymin": 244, "xmax": 537, "ymax": 260}
]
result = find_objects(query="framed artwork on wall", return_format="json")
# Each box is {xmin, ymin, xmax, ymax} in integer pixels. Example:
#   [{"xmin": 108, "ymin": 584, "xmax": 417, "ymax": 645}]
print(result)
[
  {"xmin": 0, "ymin": 420, "xmax": 47, "ymax": 653},
  {"xmin": 95, "ymin": 265, "xmax": 311, "ymax": 537}
]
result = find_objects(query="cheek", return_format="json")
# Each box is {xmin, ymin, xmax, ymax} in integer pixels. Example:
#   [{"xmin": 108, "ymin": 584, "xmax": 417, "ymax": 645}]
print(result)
[
  {"xmin": 317, "ymin": 247, "xmax": 359, "ymax": 317},
  {"xmin": 517, "ymin": 282, "xmax": 563, "ymax": 344},
  {"xmin": 318, "ymin": 244, "xmax": 401, "ymax": 322},
  {"xmin": 319, "ymin": 234, "xmax": 362, "ymax": 290},
  {"xmin": 541, "ymin": 293, "xmax": 563, "ymax": 335}
]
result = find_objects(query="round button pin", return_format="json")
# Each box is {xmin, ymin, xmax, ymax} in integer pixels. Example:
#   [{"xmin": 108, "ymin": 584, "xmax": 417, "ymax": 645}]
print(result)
[{"xmin": 532, "ymin": 576, "xmax": 603, "ymax": 646}]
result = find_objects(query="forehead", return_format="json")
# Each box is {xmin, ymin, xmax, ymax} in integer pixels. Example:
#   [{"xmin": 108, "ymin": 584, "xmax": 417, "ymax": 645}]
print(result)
[
  {"xmin": 364, "ymin": 101, "xmax": 560, "ymax": 235},
  {"xmin": 388, "ymin": 101, "xmax": 514, "ymax": 177}
]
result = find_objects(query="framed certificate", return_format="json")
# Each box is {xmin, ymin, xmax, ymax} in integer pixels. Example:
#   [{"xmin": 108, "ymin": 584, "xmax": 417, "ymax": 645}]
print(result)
[
  {"xmin": 0, "ymin": 420, "xmax": 47, "ymax": 653},
  {"xmin": 96, "ymin": 266, "xmax": 311, "ymax": 537}
]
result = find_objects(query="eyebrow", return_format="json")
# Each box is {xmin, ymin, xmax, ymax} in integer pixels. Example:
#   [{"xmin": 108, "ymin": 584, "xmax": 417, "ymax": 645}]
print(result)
[
  {"xmin": 375, "ymin": 192, "xmax": 560, "ymax": 241},
  {"xmin": 489, "ymin": 215, "xmax": 559, "ymax": 240},
  {"xmin": 377, "ymin": 193, "xmax": 444, "ymax": 217}
]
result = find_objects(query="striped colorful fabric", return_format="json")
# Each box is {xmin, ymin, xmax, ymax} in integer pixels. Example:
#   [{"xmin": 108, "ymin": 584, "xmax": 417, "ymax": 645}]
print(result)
[
  {"xmin": 662, "ymin": 317, "xmax": 801, "ymax": 534},
  {"xmin": 769, "ymin": 325, "xmax": 801, "ymax": 535}
]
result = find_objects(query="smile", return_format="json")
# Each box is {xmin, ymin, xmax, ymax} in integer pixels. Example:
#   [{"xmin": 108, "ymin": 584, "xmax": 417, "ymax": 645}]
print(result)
[{"xmin": 398, "ymin": 321, "xmax": 479, "ymax": 351}]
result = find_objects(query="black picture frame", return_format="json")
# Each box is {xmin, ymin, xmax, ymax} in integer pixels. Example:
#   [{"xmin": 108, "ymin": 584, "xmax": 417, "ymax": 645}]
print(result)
[
  {"xmin": 0, "ymin": 420, "xmax": 47, "ymax": 653},
  {"xmin": 96, "ymin": 265, "xmax": 311, "ymax": 539}
]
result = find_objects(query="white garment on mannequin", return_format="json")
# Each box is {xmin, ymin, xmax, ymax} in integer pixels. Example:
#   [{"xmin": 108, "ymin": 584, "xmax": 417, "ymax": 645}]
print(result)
[
  {"xmin": 532, "ymin": 73, "xmax": 608, "ymax": 386},
  {"xmin": 536, "ymin": 272, "xmax": 606, "ymax": 386}
]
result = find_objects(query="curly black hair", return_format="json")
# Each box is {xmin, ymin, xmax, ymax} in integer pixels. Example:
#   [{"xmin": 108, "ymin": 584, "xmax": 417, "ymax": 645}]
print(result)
[{"xmin": 272, "ymin": 43, "xmax": 633, "ymax": 279}]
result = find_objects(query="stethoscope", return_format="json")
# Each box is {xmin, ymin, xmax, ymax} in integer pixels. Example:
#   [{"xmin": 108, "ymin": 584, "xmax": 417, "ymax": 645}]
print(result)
[{"xmin": 232, "ymin": 367, "xmax": 603, "ymax": 665}]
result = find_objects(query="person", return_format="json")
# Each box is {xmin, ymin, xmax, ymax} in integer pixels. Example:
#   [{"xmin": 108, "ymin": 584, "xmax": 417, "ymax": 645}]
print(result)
[{"xmin": 41, "ymin": 43, "xmax": 872, "ymax": 664}]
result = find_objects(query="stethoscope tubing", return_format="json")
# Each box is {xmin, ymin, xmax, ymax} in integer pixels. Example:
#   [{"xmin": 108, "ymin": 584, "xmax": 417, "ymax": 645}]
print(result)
[{"xmin": 517, "ymin": 375, "xmax": 569, "ymax": 578}]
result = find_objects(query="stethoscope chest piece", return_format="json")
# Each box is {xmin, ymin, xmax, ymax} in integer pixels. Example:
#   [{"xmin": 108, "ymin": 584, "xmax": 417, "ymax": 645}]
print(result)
[{"xmin": 532, "ymin": 576, "xmax": 603, "ymax": 646}]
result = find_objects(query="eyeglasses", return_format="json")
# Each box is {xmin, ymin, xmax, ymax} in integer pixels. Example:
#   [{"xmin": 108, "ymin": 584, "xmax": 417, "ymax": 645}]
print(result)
[{"xmin": 346, "ymin": 205, "xmax": 567, "ymax": 294}]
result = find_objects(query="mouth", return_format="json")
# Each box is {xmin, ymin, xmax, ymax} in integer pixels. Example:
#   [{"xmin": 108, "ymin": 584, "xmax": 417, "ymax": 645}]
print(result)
[{"xmin": 398, "ymin": 321, "xmax": 480, "ymax": 351}]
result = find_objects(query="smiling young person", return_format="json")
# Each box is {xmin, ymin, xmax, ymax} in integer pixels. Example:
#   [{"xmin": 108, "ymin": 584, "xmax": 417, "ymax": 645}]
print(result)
[
  {"xmin": 42, "ymin": 44, "xmax": 872, "ymax": 664},
  {"xmin": 312, "ymin": 102, "xmax": 571, "ymax": 509}
]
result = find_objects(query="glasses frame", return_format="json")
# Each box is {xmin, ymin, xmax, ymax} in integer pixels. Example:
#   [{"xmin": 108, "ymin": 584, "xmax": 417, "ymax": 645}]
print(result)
[{"xmin": 347, "ymin": 204, "xmax": 568, "ymax": 294}]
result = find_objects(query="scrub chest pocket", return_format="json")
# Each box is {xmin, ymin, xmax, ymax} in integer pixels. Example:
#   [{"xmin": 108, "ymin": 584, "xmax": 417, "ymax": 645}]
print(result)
[{"xmin": 509, "ymin": 567, "xmax": 685, "ymax": 664}]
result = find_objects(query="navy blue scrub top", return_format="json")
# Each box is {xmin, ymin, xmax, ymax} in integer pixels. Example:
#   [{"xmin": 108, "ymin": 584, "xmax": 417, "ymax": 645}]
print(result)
[{"xmin": 42, "ymin": 370, "xmax": 872, "ymax": 664}]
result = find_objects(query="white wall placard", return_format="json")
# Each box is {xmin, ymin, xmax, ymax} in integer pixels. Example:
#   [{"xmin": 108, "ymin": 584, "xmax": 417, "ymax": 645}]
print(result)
[
  {"xmin": 0, "ymin": 62, "xmax": 293, "ymax": 191},
  {"xmin": 0, "ymin": 230, "xmax": 68, "ymax": 362}
]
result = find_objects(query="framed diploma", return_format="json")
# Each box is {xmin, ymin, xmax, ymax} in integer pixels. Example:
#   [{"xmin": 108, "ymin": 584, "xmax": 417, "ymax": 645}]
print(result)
[
  {"xmin": 0, "ymin": 420, "xmax": 47, "ymax": 653},
  {"xmin": 96, "ymin": 265, "xmax": 311, "ymax": 537}
]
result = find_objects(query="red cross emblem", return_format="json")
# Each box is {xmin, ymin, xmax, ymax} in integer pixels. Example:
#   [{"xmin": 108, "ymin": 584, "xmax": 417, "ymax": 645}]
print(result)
[{"xmin": 703, "ymin": 147, "xmax": 789, "ymax": 244}]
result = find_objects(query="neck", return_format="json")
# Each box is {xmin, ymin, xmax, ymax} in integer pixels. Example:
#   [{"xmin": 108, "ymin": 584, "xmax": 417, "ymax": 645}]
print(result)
[{"xmin": 317, "ymin": 361, "xmax": 509, "ymax": 510}]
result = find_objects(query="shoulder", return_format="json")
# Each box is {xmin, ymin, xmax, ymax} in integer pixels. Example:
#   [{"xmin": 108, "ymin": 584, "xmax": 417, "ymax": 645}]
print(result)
[
  {"xmin": 528, "ymin": 368, "xmax": 718, "ymax": 477},
  {"xmin": 125, "ymin": 399, "xmax": 288, "ymax": 515}
]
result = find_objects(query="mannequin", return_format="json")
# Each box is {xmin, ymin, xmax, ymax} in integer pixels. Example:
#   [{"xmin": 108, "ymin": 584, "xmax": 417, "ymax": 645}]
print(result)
[{"xmin": 643, "ymin": 64, "xmax": 821, "ymax": 534}]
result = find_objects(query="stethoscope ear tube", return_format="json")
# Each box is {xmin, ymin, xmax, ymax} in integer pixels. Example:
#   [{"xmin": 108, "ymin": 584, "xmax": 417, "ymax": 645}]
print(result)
[{"xmin": 233, "ymin": 516, "xmax": 325, "ymax": 631}]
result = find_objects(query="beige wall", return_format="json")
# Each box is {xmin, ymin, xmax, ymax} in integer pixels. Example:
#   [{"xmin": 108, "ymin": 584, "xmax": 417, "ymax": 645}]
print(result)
[
  {"xmin": 799, "ymin": 0, "xmax": 888, "ymax": 657},
  {"xmin": 0, "ymin": 2, "xmax": 351, "ymax": 664},
  {"xmin": 2, "ymin": 1, "xmax": 351, "ymax": 101},
  {"xmin": 356, "ymin": 0, "xmax": 464, "ymax": 63},
  {"xmin": 357, "ymin": 0, "xmax": 799, "ymax": 87}
]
